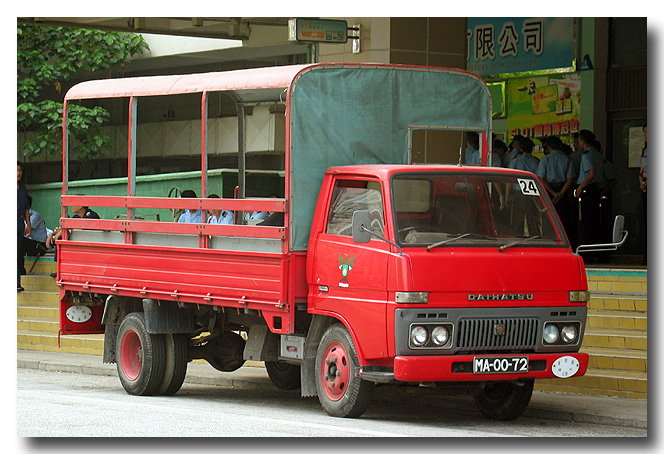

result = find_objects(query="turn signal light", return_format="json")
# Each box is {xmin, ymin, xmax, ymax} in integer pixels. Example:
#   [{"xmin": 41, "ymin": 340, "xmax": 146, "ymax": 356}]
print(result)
[{"xmin": 569, "ymin": 291, "xmax": 590, "ymax": 302}]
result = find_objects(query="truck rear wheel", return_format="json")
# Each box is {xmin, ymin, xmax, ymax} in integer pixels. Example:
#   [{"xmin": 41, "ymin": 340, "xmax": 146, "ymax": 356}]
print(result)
[
  {"xmin": 157, "ymin": 333, "xmax": 189, "ymax": 395},
  {"xmin": 116, "ymin": 312, "xmax": 166, "ymax": 396},
  {"xmin": 265, "ymin": 361, "xmax": 301, "ymax": 390},
  {"xmin": 315, "ymin": 324, "xmax": 373, "ymax": 418},
  {"xmin": 473, "ymin": 379, "xmax": 534, "ymax": 420}
]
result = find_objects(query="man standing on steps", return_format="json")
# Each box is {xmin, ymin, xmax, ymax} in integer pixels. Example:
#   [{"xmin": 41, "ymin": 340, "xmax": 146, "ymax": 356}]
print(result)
[
  {"xmin": 17, "ymin": 162, "xmax": 32, "ymax": 292},
  {"xmin": 573, "ymin": 129, "xmax": 603, "ymax": 261}
]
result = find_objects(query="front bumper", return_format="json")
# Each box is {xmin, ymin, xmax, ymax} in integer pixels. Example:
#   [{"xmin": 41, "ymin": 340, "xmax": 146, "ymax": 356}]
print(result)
[{"xmin": 391, "ymin": 352, "xmax": 589, "ymax": 382}]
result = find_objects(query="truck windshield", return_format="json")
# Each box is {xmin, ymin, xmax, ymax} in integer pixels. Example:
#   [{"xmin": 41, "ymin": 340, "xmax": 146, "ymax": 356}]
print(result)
[{"xmin": 391, "ymin": 172, "xmax": 566, "ymax": 249}]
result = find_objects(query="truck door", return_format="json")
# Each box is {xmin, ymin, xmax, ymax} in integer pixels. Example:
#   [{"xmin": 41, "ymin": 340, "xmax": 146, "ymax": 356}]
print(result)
[{"xmin": 311, "ymin": 178, "xmax": 390, "ymax": 360}]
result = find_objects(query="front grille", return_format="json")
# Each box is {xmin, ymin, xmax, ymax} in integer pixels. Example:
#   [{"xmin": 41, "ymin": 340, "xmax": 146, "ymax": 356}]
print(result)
[{"xmin": 457, "ymin": 318, "xmax": 538, "ymax": 351}]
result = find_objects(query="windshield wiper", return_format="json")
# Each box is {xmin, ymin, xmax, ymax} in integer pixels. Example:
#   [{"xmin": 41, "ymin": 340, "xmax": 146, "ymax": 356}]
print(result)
[
  {"xmin": 426, "ymin": 233, "xmax": 495, "ymax": 252},
  {"xmin": 498, "ymin": 235, "xmax": 542, "ymax": 252},
  {"xmin": 426, "ymin": 233, "xmax": 471, "ymax": 251}
]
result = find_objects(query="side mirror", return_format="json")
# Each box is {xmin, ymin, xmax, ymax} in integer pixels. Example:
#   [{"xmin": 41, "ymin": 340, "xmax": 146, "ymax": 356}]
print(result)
[
  {"xmin": 612, "ymin": 214, "xmax": 625, "ymax": 243},
  {"xmin": 455, "ymin": 182, "xmax": 473, "ymax": 192},
  {"xmin": 352, "ymin": 210, "xmax": 372, "ymax": 243},
  {"xmin": 576, "ymin": 215, "xmax": 628, "ymax": 254}
]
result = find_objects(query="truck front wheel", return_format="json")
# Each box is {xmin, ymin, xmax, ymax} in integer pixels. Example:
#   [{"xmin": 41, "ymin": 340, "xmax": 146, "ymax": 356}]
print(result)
[
  {"xmin": 315, "ymin": 324, "xmax": 374, "ymax": 418},
  {"xmin": 116, "ymin": 312, "xmax": 166, "ymax": 396},
  {"xmin": 473, "ymin": 379, "xmax": 534, "ymax": 420}
]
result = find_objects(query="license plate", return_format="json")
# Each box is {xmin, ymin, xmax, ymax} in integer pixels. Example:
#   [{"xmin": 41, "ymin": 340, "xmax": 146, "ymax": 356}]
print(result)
[{"xmin": 473, "ymin": 356, "xmax": 529, "ymax": 374}]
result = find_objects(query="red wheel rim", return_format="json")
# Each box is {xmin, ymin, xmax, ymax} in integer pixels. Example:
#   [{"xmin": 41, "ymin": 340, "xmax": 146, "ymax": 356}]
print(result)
[
  {"xmin": 320, "ymin": 341, "xmax": 350, "ymax": 401},
  {"xmin": 120, "ymin": 329, "xmax": 143, "ymax": 381}
]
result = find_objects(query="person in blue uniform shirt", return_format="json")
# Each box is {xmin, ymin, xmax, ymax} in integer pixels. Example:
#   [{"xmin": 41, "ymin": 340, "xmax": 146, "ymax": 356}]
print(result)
[
  {"xmin": 20, "ymin": 195, "xmax": 48, "ymax": 275},
  {"xmin": 464, "ymin": 131, "xmax": 479, "ymax": 164},
  {"xmin": 573, "ymin": 130, "xmax": 604, "ymax": 256},
  {"xmin": 206, "ymin": 194, "xmax": 234, "ymax": 224},
  {"xmin": 465, "ymin": 133, "xmax": 503, "ymax": 167},
  {"xmin": 537, "ymin": 136, "xmax": 574, "ymax": 203},
  {"xmin": 493, "ymin": 139, "xmax": 508, "ymax": 167},
  {"xmin": 570, "ymin": 132, "xmax": 584, "ymax": 182},
  {"xmin": 178, "ymin": 189, "xmax": 203, "ymax": 223},
  {"xmin": 503, "ymin": 135, "xmax": 525, "ymax": 168},
  {"xmin": 537, "ymin": 136, "xmax": 575, "ymax": 244},
  {"xmin": 506, "ymin": 137, "xmax": 540, "ymax": 236},
  {"xmin": 508, "ymin": 136, "xmax": 539, "ymax": 174}
]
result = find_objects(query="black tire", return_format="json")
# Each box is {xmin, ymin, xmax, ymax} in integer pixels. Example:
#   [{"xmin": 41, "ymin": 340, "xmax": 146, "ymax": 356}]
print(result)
[
  {"xmin": 315, "ymin": 324, "xmax": 374, "ymax": 418},
  {"xmin": 116, "ymin": 312, "xmax": 166, "ymax": 396},
  {"xmin": 474, "ymin": 379, "xmax": 534, "ymax": 420},
  {"xmin": 157, "ymin": 333, "xmax": 189, "ymax": 396},
  {"xmin": 265, "ymin": 361, "xmax": 301, "ymax": 390}
]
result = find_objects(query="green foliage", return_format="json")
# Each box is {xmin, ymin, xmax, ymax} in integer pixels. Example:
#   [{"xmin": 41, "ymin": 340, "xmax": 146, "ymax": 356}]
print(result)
[{"xmin": 17, "ymin": 24, "xmax": 148, "ymax": 160}]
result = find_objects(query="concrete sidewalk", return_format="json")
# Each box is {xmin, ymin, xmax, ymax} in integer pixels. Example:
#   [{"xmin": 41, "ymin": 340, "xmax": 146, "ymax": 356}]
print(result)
[{"xmin": 17, "ymin": 349, "xmax": 647, "ymax": 430}]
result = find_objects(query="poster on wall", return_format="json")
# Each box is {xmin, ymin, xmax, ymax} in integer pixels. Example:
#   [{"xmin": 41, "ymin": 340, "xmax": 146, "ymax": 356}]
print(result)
[
  {"xmin": 507, "ymin": 73, "xmax": 581, "ymax": 158},
  {"xmin": 628, "ymin": 126, "xmax": 646, "ymax": 168}
]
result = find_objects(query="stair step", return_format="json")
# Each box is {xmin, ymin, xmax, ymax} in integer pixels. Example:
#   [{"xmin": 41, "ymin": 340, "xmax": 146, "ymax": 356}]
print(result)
[
  {"xmin": 18, "ymin": 306, "xmax": 59, "ymax": 318},
  {"xmin": 17, "ymin": 295, "xmax": 59, "ymax": 308},
  {"xmin": 586, "ymin": 310, "xmax": 647, "ymax": 331},
  {"xmin": 23, "ymin": 263, "xmax": 57, "ymax": 275},
  {"xmin": 583, "ymin": 328, "xmax": 647, "ymax": 350},
  {"xmin": 582, "ymin": 347, "xmax": 647, "ymax": 372},
  {"xmin": 589, "ymin": 295, "xmax": 647, "ymax": 312},
  {"xmin": 18, "ymin": 331, "xmax": 104, "ymax": 354},
  {"xmin": 17, "ymin": 291, "xmax": 60, "ymax": 305},
  {"xmin": 586, "ymin": 269, "xmax": 647, "ymax": 295},
  {"xmin": 19, "ymin": 275, "xmax": 58, "ymax": 291},
  {"xmin": 18, "ymin": 317, "xmax": 62, "ymax": 333},
  {"xmin": 536, "ymin": 368, "xmax": 647, "ymax": 399}
]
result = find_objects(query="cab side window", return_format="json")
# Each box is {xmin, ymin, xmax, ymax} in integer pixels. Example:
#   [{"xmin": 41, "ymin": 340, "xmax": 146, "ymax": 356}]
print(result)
[{"xmin": 326, "ymin": 180, "xmax": 384, "ymax": 237}]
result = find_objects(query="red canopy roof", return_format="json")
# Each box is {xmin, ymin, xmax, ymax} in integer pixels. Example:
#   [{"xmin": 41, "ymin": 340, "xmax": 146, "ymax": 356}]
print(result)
[{"xmin": 65, "ymin": 64, "xmax": 314, "ymax": 101}]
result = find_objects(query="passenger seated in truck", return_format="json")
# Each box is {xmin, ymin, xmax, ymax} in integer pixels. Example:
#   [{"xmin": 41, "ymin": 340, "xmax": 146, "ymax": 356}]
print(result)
[
  {"xmin": 206, "ymin": 194, "xmax": 234, "ymax": 224},
  {"xmin": 177, "ymin": 190, "xmax": 203, "ymax": 223},
  {"xmin": 255, "ymin": 193, "xmax": 283, "ymax": 226},
  {"xmin": 45, "ymin": 205, "xmax": 100, "ymax": 277},
  {"xmin": 242, "ymin": 189, "xmax": 269, "ymax": 224},
  {"xmin": 257, "ymin": 211, "xmax": 284, "ymax": 226},
  {"xmin": 46, "ymin": 205, "xmax": 100, "ymax": 247}
]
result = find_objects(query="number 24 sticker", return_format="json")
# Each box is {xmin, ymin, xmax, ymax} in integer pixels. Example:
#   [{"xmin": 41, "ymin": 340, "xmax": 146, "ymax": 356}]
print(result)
[{"xmin": 518, "ymin": 179, "xmax": 540, "ymax": 196}]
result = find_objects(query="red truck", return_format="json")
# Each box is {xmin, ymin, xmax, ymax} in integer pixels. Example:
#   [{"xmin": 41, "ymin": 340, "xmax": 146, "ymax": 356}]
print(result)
[{"xmin": 56, "ymin": 63, "xmax": 590, "ymax": 420}]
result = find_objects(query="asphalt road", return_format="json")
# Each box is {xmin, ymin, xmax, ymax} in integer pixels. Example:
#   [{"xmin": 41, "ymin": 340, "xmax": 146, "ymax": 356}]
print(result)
[{"xmin": 17, "ymin": 368, "xmax": 647, "ymax": 439}]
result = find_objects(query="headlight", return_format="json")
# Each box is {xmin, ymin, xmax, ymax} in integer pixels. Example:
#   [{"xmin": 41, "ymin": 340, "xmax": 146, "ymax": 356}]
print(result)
[
  {"xmin": 561, "ymin": 324, "xmax": 578, "ymax": 343},
  {"xmin": 543, "ymin": 324, "xmax": 560, "ymax": 344},
  {"xmin": 431, "ymin": 326, "xmax": 449, "ymax": 346},
  {"xmin": 411, "ymin": 325, "xmax": 428, "ymax": 347}
]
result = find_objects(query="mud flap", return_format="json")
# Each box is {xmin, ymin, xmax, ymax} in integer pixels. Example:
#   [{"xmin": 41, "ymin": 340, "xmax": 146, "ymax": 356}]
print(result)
[
  {"xmin": 142, "ymin": 298, "xmax": 195, "ymax": 334},
  {"xmin": 301, "ymin": 315, "xmax": 335, "ymax": 397}
]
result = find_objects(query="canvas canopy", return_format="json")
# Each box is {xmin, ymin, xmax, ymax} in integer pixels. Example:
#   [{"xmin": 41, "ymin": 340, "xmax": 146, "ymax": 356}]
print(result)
[{"xmin": 287, "ymin": 64, "xmax": 492, "ymax": 250}]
